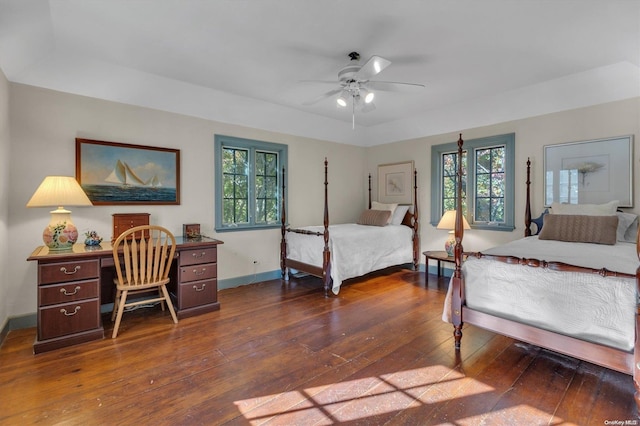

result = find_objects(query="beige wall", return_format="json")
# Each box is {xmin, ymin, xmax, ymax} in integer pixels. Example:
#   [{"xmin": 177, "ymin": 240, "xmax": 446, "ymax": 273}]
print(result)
[
  {"xmin": 8, "ymin": 83, "xmax": 365, "ymax": 318},
  {"xmin": 366, "ymin": 97, "xmax": 640, "ymax": 254},
  {"xmin": 0, "ymin": 69, "xmax": 9, "ymax": 329}
]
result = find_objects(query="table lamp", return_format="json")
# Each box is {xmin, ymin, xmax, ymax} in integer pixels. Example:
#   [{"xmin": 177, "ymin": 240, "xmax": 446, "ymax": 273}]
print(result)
[
  {"xmin": 436, "ymin": 210, "xmax": 470, "ymax": 257},
  {"xmin": 26, "ymin": 176, "xmax": 93, "ymax": 251}
]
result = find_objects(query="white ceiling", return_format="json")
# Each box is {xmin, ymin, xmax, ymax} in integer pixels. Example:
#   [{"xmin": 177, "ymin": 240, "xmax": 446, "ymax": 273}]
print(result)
[{"xmin": 1, "ymin": 0, "xmax": 639, "ymax": 146}]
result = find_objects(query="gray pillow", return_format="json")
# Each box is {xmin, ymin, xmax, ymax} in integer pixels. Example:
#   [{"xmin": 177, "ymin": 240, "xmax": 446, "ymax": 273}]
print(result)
[
  {"xmin": 538, "ymin": 214, "xmax": 618, "ymax": 245},
  {"xmin": 357, "ymin": 209, "xmax": 391, "ymax": 227}
]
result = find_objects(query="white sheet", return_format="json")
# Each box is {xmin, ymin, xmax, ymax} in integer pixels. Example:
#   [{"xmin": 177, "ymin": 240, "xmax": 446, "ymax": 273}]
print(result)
[
  {"xmin": 286, "ymin": 223, "xmax": 413, "ymax": 294},
  {"xmin": 443, "ymin": 236, "xmax": 637, "ymax": 351}
]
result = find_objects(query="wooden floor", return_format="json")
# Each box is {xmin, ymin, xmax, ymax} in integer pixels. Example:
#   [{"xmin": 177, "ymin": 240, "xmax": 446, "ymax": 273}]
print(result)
[{"xmin": 0, "ymin": 268, "xmax": 636, "ymax": 425}]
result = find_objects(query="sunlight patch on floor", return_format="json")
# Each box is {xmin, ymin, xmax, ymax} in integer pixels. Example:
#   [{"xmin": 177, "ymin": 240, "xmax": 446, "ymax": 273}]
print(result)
[{"xmin": 233, "ymin": 365, "xmax": 495, "ymax": 424}]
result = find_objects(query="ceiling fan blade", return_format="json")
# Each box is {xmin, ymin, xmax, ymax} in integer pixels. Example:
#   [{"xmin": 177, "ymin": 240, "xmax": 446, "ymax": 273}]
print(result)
[
  {"xmin": 366, "ymin": 80, "xmax": 425, "ymax": 93},
  {"xmin": 298, "ymin": 80, "xmax": 342, "ymax": 85},
  {"xmin": 302, "ymin": 88, "xmax": 343, "ymax": 106},
  {"xmin": 353, "ymin": 55, "xmax": 391, "ymax": 81}
]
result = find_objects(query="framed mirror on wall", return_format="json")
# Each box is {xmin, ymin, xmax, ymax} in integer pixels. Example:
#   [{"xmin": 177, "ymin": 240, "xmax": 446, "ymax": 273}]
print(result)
[{"xmin": 543, "ymin": 135, "xmax": 633, "ymax": 207}]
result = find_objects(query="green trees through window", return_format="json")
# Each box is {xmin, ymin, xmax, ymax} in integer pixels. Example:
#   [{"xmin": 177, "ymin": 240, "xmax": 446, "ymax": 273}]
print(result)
[
  {"xmin": 431, "ymin": 134, "xmax": 515, "ymax": 231},
  {"xmin": 215, "ymin": 135, "xmax": 287, "ymax": 231}
]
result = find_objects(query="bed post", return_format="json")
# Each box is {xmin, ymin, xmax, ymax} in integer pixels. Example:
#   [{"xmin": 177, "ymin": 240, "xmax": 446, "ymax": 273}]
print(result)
[
  {"xmin": 524, "ymin": 157, "xmax": 532, "ymax": 237},
  {"xmin": 322, "ymin": 158, "xmax": 331, "ymax": 297},
  {"xmin": 452, "ymin": 134, "xmax": 465, "ymax": 349},
  {"xmin": 412, "ymin": 169, "xmax": 419, "ymax": 270},
  {"xmin": 368, "ymin": 173, "xmax": 372, "ymax": 209},
  {"xmin": 635, "ymin": 232, "xmax": 640, "ymax": 412},
  {"xmin": 280, "ymin": 167, "xmax": 288, "ymax": 281}
]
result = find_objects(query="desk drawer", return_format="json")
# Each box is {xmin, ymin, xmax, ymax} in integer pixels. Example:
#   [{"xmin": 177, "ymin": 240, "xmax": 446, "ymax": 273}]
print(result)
[
  {"xmin": 179, "ymin": 247, "xmax": 217, "ymax": 266},
  {"xmin": 38, "ymin": 299, "xmax": 101, "ymax": 340},
  {"xmin": 39, "ymin": 259, "xmax": 100, "ymax": 285},
  {"xmin": 178, "ymin": 279, "xmax": 217, "ymax": 309},
  {"xmin": 179, "ymin": 263, "xmax": 217, "ymax": 283},
  {"xmin": 39, "ymin": 279, "xmax": 100, "ymax": 306}
]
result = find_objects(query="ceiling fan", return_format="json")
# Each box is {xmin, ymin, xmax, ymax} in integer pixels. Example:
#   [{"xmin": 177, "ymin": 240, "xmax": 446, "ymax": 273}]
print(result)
[{"xmin": 302, "ymin": 51, "xmax": 425, "ymax": 128}]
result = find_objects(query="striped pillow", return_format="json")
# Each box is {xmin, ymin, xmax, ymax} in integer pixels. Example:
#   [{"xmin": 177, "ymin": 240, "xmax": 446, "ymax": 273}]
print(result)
[
  {"xmin": 538, "ymin": 214, "xmax": 618, "ymax": 245},
  {"xmin": 357, "ymin": 209, "xmax": 391, "ymax": 227}
]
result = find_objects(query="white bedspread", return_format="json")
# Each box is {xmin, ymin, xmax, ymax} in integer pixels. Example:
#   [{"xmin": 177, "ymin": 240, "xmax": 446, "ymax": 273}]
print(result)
[
  {"xmin": 286, "ymin": 223, "xmax": 413, "ymax": 294},
  {"xmin": 443, "ymin": 236, "xmax": 637, "ymax": 351}
]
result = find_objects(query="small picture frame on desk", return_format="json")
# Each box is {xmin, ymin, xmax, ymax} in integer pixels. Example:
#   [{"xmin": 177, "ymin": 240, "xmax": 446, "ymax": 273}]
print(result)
[{"xmin": 183, "ymin": 223, "xmax": 201, "ymax": 239}]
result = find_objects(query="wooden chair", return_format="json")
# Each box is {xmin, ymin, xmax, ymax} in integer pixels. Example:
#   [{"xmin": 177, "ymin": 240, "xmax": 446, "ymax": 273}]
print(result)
[{"xmin": 111, "ymin": 225, "xmax": 178, "ymax": 338}]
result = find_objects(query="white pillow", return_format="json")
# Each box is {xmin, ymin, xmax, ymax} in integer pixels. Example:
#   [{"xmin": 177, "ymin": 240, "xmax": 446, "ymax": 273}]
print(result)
[
  {"xmin": 550, "ymin": 200, "xmax": 618, "ymax": 216},
  {"xmin": 371, "ymin": 201, "xmax": 398, "ymax": 224},
  {"xmin": 390, "ymin": 205, "xmax": 410, "ymax": 225},
  {"xmin": 616, "ymin": 211, "xmax": 638, "ymax": 242}
]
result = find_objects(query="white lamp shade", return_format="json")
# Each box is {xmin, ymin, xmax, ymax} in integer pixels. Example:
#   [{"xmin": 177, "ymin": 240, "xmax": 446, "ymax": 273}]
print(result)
[
  {"xmin": 436, "ymin": 210, "xmax": 470, "ymax": 230},
  {"xmin": 27, "ymin": 176, "xmax": 92, "ymax": 208}
]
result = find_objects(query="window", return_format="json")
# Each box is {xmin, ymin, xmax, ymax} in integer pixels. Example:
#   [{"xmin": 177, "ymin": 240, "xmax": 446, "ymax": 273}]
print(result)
[
  {"xmin": 215, "ymin": 135, "xmax": 287, "ymax": 231},
  {"xmin": 430, "ymin": 133, "xmax": 515, "ymax": 231}
]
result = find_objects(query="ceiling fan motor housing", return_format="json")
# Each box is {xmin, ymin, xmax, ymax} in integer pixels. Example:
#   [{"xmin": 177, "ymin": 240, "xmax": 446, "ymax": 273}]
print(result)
[{"xmin": 338, "ymin": 51, "xmax": 362, "ymax": 82}]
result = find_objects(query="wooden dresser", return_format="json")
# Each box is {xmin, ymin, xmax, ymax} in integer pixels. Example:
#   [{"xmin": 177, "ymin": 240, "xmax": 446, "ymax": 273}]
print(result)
[{"xmin": 27, "ymin": 236, "xmax": 223, "ymax": 353}]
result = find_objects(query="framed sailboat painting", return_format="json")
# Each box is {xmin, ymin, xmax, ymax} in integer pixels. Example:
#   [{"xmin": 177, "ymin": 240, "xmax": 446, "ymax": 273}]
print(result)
[{"xmin": 76, "ymin": 138, "xmax": 180, "ymax": 205}]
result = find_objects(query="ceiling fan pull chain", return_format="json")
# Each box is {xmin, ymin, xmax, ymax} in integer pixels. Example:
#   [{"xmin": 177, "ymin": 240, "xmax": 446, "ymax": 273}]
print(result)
[{"xmin": 352, "ymin": 100, "xmax": 355, "ymax": 130}]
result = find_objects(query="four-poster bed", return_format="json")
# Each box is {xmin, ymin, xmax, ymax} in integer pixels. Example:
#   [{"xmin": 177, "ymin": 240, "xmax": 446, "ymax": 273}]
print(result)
[
  {"xmin": 447, "ymin": 134, "xmax": 640, "ymax": 411},
  {"xmin": 280, "ymin": 158, "xmax": 420, "ymax": 296}
]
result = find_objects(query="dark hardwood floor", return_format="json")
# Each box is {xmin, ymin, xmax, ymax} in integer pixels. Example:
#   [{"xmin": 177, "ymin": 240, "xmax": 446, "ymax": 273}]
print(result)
[{"xmin": 0, "ymin": 268, "xmax": 636, "ymax": 425}]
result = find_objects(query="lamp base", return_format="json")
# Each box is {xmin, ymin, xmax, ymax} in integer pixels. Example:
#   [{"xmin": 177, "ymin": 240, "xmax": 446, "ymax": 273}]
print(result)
[
  {"xmin": 444, "ymin": 233, "xmax": 456, "ymax": 257},
  {"xmin": 42, "ymin": 209, "xmax": 78, "ymax": 251}
]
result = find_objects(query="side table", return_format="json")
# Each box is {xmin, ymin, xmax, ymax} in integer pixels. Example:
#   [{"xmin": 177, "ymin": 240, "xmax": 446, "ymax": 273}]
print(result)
[{"xmin": 423, "ymin": 250, "xmax": 459, "ymax": 277}]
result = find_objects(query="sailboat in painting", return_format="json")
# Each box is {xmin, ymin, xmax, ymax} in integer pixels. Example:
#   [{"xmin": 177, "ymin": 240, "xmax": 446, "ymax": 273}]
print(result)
[
  {"xmin": 147, "ymin": 175, "xmax": 162, "ymax": 188},
  {"xmin": 105, "ymin": 160, "xmax": 148, "ymax": 187}
]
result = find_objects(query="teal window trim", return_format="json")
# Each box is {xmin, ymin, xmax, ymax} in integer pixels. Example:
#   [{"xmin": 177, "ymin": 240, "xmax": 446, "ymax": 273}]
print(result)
[
  {"xmin": 430, "ymin": 133, "xmax": 515, "ymax": 231},
  {"xmin": 215, "ymin": 135, "xmax": 288, "ymax": 232}
]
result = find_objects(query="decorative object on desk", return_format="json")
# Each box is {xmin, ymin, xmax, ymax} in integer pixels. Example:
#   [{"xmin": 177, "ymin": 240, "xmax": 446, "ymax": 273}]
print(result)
[
  {"xmin": 436, "ymin": 210, "xmax": 470, "ymax": 257},
  {"xmin": 76, "ymin": 138, "xmax": 180, "ymax": 205},
  {"xmin": 84, "ymin": 230, "xmax": 103, "ymax": 246},
  {"xmin": 26, "ymin": 176, "xmax": 93, "ymax": 251},
  {"xmin": 183, "ymin": 223, "xmax": 201, "ymax": 239}
]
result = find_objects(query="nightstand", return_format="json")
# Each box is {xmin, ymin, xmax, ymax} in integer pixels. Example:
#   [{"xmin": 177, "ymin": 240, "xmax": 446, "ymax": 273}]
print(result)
[{"xmin": 423, "ymin": 250, "xmax": 460, "ymax": 277}]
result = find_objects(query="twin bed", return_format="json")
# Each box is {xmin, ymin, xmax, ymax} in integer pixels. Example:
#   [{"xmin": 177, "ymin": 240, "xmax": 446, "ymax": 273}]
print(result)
[
  {"xmin": 280, "ymin": 159, "xmax": 419, "ymax": 296},
  {"xmin": 446, "ymin": 134, "xmax": 640, "ymax": 411}
]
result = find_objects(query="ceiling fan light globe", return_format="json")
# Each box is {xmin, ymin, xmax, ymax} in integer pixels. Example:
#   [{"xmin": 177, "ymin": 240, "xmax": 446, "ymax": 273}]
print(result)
[
  {"xmin": 364, "ymin": 91, "xmax": 374, "ymax": 103},
  {"xmin": 337, "ymin": 97, "xmax": 347, "ymax": 107}
]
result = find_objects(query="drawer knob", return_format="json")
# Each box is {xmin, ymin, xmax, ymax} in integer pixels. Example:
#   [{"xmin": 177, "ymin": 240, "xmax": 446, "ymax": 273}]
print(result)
[
  {"xmin": 60, "ymin": 286, "xmax": 81, "ymax": 296},
  {"xmin": 193, "ymin": 268, "xmax": 206, "ymax": 276},
  {"xmin": 60, "ymin": 306, "xmax": 81, "ymax": 316},
  {"xmin": 191, "ymin": 252, "xmax": 207, "ymax": 259},
  {"xmin": 193, "ymin": 284, "xmax": 206, "ymax": 292},
  {"xmin": 60, "ymin": 265, "xmax": 81, "ymax": 275}
]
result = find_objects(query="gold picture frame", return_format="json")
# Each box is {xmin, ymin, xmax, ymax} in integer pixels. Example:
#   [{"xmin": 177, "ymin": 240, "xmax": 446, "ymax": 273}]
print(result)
[{"xmin": 377, "ymin": 161, "xmax": 414, "ymax": 204}]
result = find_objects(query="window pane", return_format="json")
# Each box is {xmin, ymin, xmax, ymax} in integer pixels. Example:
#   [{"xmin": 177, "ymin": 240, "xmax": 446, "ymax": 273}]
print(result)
[
  {"xmin": 475, "ymin": 197, "xmax": 490, "ymax": 222},
  {"xmin": 475, "ymin": 146, "xmax": 505, "ymax": 223},
  {"xmin": 476, "ymin": 173, "xmax": 490, "ymax": 197},
  {"xmin": 255, "ymin": 151, "xmax": 279, "ymax": 224},
  {"xmin": 441, "ymin": 151, "xmax": 467, "ymax": 217},
  {"xmin": 491, "ymin": 198, "xmax": 505, "ymax": 222}
]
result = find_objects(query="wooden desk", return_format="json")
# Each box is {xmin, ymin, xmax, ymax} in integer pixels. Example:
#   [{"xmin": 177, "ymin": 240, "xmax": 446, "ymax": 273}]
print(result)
[
  {"xmin": 423, "ymin": 250, "xmax": 456, "ymax": 277},
  {"xmin": 27, "ymin": 236, "xmax": 223, "ymax": 353}
]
